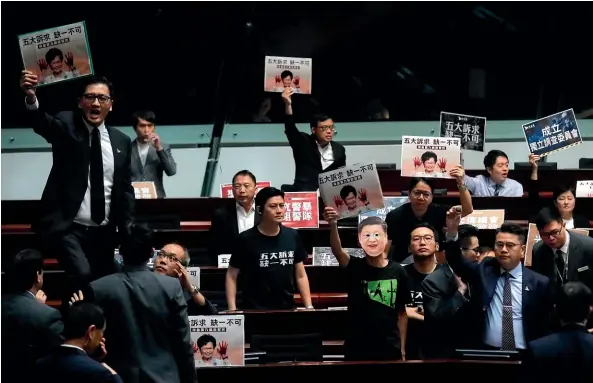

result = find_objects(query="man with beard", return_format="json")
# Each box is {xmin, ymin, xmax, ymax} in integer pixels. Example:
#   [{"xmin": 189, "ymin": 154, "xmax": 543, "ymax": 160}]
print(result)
[
  {"xmin": 20, "ymin": 71, "xmax": 135, "ymax": 308},
  {"xmin": 154, "ymin": 243, "xmax": 217, "ymax": 315}
]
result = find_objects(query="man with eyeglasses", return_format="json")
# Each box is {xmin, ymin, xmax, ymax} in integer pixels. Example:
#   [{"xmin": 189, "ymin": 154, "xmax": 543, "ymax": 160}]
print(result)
[
  {"xmin": 20, "ymin": 71, "xmax": 135, "ymax": 310},
  {"xmin": 154, "ymin": 243, "xmax": 217, "ymax": 315},
  {"xmin": 531, "ymin": 207, "xmax": 593, "ymax": 301},
  {"xmin": 444, "ymin": 208, "xmax": 553, "ymax": 354},
  {"xmin": 281, "ymin": 88, "xmax": 346, "ymax": 192}
]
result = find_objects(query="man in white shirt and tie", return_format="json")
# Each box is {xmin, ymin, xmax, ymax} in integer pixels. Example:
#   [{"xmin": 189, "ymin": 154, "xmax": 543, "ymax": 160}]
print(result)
[{"xmin": 19, "ymin": 71, "xmax": 135, "ymax": 309}]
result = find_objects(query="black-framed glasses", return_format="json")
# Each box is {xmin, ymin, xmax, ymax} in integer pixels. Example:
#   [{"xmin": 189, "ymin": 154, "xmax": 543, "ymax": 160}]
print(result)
[
  {"xmin": 539, "ymin": 227, "xmax": 563, "ymax": 238},
  {"xmin": 411, "ymin": 190, "xmax": 432, "ymax": 199},
  {"xmin": 412, "ymin": 235, "xmax": 435, "ymax": 242},
  {"xmin": 317, "ymin": 125, "xmax": 335, "ymax": 132},
  {"xmin": 82, "ymin": 93, "xmax": 112, "ymax": 104},
  {"xmin": 494, "ymin": 242, "xmax": 520, "ymax": 250}
]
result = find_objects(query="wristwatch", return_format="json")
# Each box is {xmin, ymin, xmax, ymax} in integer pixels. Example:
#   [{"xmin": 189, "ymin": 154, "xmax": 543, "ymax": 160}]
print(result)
[
  {"xmin": 457, "ymin": 183, "xmax": 467, "ymax": 191},
  {"xmin": 191, "ymin": 285, "xmax": 200, "ymax": 296}
]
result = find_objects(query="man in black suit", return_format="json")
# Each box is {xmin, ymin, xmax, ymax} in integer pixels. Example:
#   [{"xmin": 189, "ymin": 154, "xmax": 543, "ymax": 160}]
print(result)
[
  {"xmin": 208, "ymin": 170, "xmax": 261, "ymax": 262},
  {"xmin": 1, "ymin": 249, "xmax": 64, "ymax": 380},
  {"xmin": 34, "ymin": 301, "xmax": 123, "ymax": 383},
  {"xmin": 281, "ymin": 88, "xmax": 346, "ymax": 192},
  {"xmin": 444, "ymin": 211, "xmax": 553, "ymax": 353},
  {"xmin": 531, "ymin": 207, "xmax": 593, "ymax": 295},
  {"xmin": 20, "ymin": 71, "xmax": 135, "ymax": 305},
  {"xmin": 421, "ymin": 224, "xmax": 483, "ymax": 357},
  {"xmin": 86, "ymin": 224, "xmax": 195, "ymax": 383},
  {"xmin": 525, "ymin": 282, "xmax": 593, "ymax": 377}
]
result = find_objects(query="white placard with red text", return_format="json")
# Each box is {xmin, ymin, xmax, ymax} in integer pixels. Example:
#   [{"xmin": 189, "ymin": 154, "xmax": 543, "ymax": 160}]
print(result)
[
  {"xmin": 459, "ymin": 210, "xmax": 505, "ymax": 230},
  {"xmin": 575, "ymin": 180, "xmax": 593, "ymax": 198}
]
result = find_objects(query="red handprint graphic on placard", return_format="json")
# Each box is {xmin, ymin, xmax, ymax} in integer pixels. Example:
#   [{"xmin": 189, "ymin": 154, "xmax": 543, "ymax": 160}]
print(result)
[
  {"xmin": 413, "ymin": 157, "xmax": 422, "ymax": 169},
  {"xmin": 333, "ymin": 196, "xmax": 344, "ymax": 208},
  {"xmin": 294, "ymin": 76, "xmax": 300, "ymax": 87},
  {"xmin": 217, "ymin": 341, "xmax": 228, "ymax": 359},
  {"xmin": 438, "ymin": 158, "xmax": 447, "ymax": 171},
  {"xmin": 358, "ymin": 188, "xmax": 368, "ymax": 204},
  {"xmin": 192, "ymin": 341, "xmax": 198, "ymax": 354},
  {"xmin": 38, "ymin": 59, "xmax": 48, "ymax": 72},
  {"xmin": 65, "ymin": 52, "xmax": 74, "ymax": 68},
  {"xmin": 275, "ymin": 74, "xmax": 281, "ymax": 84}
]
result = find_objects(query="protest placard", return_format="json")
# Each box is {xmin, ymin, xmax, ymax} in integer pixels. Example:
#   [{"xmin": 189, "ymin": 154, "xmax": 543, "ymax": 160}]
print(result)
[
  {"xmin": 264, "ymin": 56, "xmax": 312, "ymax": 94},
  {"xmin": 319, "ymin": 161, "xmax": 384, "ymax": 220},
  {"xmin": 401, "ymin": 136, "xmax": 461, "ymax": 179},
  {"xmin": 220, "ymin": 181, "xmax": 271, "ymax": 198},
  {"xmin": 312, "ymin": 247, "xmax": 365, "ymax": 266},
  {"xmin": 218, "ymin": 254, "xmax": 231, "ymax": 268},
  {"xmin": 524, "ymin": 223, "xmax": 590, "ymax": 266},
  {"xmin": 459, "ymin": 210, "xmax": 505, "ymax": 230},
  {"xmin": 575, "ymin": 180, "xmax": 593, "ymax": 198},
  {"xmin": 522, "ymin": 109, "xmax": 582, "ymax": 157},
  {"xmin": 132, "ymin": 182, "xmax": 157, "ymax": 199},
  {"xmin": 440, "ymin": 111, "xmax": 486, "ymax": 152},
  {"xmin": 282, "ymin": 192, "xmax": 319, "ymax": 229},
  {"xmin": 190, "ymin": 315, "xmax": 245, "ymax": 367},
  {"xmin": 358, "ymin": 197, "xmax": 409, "ymax": 223},
  {"xmin": 19, "ymin": 21, "xmax": 93, "ymax": 87}
]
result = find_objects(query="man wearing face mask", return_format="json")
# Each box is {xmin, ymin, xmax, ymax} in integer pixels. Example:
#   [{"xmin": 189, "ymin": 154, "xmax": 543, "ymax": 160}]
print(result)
[
  {"xmin": 130, "ymin": 110, "xmax": 177, "ymax": 199},
  {"xmin": 19, "ymin": 71, "xmax": 135, "ymax": 309},
  {"xmin": 324, "ymin": 208, "xmax": 411, "ymax": 361},
  {"xmin": 463, "ymin": 150, "xmax": 523, "ymax": 197},
  {"xmin": 34, "ymin": 302, "xmax": 122, "ymax": 382}
]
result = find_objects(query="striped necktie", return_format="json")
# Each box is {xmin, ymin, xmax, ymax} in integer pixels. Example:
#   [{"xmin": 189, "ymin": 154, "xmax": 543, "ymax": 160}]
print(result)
[{"xmin": 501, "ymin": 272, "xmax": 516, "ymax": 351}]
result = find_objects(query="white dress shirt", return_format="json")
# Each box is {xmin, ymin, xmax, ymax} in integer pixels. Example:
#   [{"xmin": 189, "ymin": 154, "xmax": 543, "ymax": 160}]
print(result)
[
  {"xmin": 317, "ymin": 141, "xmax": 334, "ymax": 170},
  {"xmin": 563, "ymin": 218, "xmax": 575, "ymax": 229},
  {"xmin": 236, "ymin": 202, "xmax": 256, "ymax": 233},
  {"xmin": 554, "ymin": 231, "xmax": 571, "ymax": 275},
  {"xmin": 26, "ymin": 98, "xmax": 115, "ymax": 227},
  {"xmin": 136, "ymin": 141, "xmax": 150, "ymax": 167}
]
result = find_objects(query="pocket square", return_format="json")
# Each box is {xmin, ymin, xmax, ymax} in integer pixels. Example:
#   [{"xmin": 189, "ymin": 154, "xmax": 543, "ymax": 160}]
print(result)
[
  {"xmin": 577, "ymin": 265, "xmax": 590, "ymax": 272},
  {"xmin": 525, "ymin": 286, "xmax": 531, "ymax": 292}
]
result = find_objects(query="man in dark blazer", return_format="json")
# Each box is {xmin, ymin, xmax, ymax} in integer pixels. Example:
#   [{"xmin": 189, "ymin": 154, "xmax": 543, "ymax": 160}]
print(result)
[
  {"xmin": 444, "ymin": 211, "xmax": 553, "ymax": 352},
  {"xmin": 2, "ymin": 249, "xmax": 64, "ymax": 380},
  {"xmin": 20, "ymin": 71, "xmax": 135, "ymax": 304},
  {"xmin": 86, "ymin": 224, "xmax": 195, "ymax": 383},
  {"xmin": 34, "ymin": 301, "xmax": 123, "ymax": 383},
  {"xmin": 525, "ymin": 282, "xmax": 593, "ymax": 377},
  {"xmin": 531, "ymin": 207, "xmax": 593, "ymax": 295},
  {"xmin": 208, "ymin": 170, "xmax": 260, "ymax": 263},
  {"xmin": 281, "ymin": 88, "xmax": 346, "ymax": 192},
  {"xmin": 130, "ymin": 110, "xmax": 177, "ymax": 198}
]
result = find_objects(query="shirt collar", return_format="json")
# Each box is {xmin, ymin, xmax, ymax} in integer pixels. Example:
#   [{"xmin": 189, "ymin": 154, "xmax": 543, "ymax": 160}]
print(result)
[
  {"xmin": 487, "ymin": 177, "xmax": 507, "ymax": 189},
  {"xmin": 559, "ymin": 231, "xmax": 571, "ymax": 254},
  {"xmin": 236, "ymin": 201, "xmax": 255, "ymax": 213},
  {"xmin": 82, "ymin": 118, "xmax": 107, "ymax": 135},
  {"xmin": 316, "ymin": 140, "xmax": 332, "ymax": 152},
  {"xmin": 500, "ymin": 262, "xmax": 522, "ymax": 278},
  {"xmin": 61, "ymin": 344, "xmax": 86, "ymax": 354}
]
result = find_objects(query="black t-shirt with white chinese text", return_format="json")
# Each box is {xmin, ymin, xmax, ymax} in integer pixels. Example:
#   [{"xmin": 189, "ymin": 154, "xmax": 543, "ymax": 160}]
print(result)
[
  {"xmin": 385, "ymin": 203, "xmax": 450, "ymax": 262},
  {"xmin": 403, "ymin": 262, "xmax": 442, "ymax": 359},
  {"xmin": 229, "ymin": 225, "xmax": 308, "ymax": 310},
  {"xmin": 344, "ymin": 257, "xmax": 411, "ymax": 361}
]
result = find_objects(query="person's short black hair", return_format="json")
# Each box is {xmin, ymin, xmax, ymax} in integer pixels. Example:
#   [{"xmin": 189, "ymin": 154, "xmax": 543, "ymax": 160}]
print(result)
[
  {"xmin": 483, "ymin": 150, "xmax": 508, "ymax": 169},
  {"xmin": 408, "ymin": 177, "xmax": 434, "ymax": 193},
  {"xmin": 132, "ymin": 110, "xmax": 156, "ymax": 129},
  {"xmin": 280, "ymin": 70, "xmax": 293, "ymax": 80},
  {"xmin": 458, "ymin": 224, "xmax": 480, "ymax": 248},
  {"xmin": 232, "ymin": 170, "xmax": 256, "ymax": 185},
  {"xmin": 409, "ymin": 222, "xmax": 440, "ymax": 243},
  {"xmin": 63, "ymin": 301, "xmax": 106, "ymax": 340},
  {"xmin": 535, "ymin": 206, "xmax": 563, "ymax": 231},
  {"xmin": 310, "ymin": 113, "xmax": 332, "ymax": 129},
  {"xmin": 120, "ymin": 224, "xmax": 154, "ymax": 265},
  {"xmin": 556, "ymin": 282, "xmax": 593, "ymax": 323},
  {"xmin": 496, "ymin": 222, "xmax": 526, "ymax": 244},
  {"xmin": 552, "ymin": 184, "xmax": 575, "ymax": 201},
  {"xmin": 254, "ymin": 187, "xmax": 284, "ymax": 211},
  {"xmin": 81, "ymin": 76, "xmax": 114, "ymax": 100},
  {"xmin": 340, "ymin": 185, "xmax": 357, "ymax": 200},
  {"xmin": 4, "ymin": 249, "xmax": 43, "ymax": 292},
  {"xmin": 358, "ymin": 216, "xmax": 387, "ymax": 234},
  {"xmin": 45, "ymin": 48, "xmax": 63, "ymax": 63},
  {"xmin": 197, "ymin": 334, "xmax": 216, "ymax": 348},
  {"xmin": 421, "ymin": 151, "xmax": 438, "ymax": 163}
]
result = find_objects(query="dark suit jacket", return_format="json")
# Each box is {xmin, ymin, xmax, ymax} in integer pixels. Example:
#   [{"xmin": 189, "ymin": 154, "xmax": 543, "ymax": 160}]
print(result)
[
  {"xmin": 25, "ymin": 108, "xmax": 135, "ymax": 237},
  {"xmin": 208, "ymin": 203, "xmax": 261, "ymax": 263},
  {"xmin": 35, "ymin": 346, "xmax": 123, "ymax": 383},
  {"xmin": 531, "ymin": 232, "xmax": 593, "ymax": 294},
  {"xmin": 1, "ymin": 292, "xmax": 64, "ymax": 379},
  {"xmin": 525, "ymin": 324, "xmax": 593, "ymax": 377},
  {"xmin": 88, "ymin": 265, "xmax": 195, "ymax": 383},
  {"xmin": 284, "ymin": 114, "xmax": 346, "ymax": 191},
  {"xmin": 445, "ymin": 240, "xmax": 553, "ymax": 345},
  {"xmin": 421, "ymin": 265, "xmax": 482, "ymax": 357},
  {"xmin": 131, "ymin": 139, "xmax": 177, "ymax": 198}
]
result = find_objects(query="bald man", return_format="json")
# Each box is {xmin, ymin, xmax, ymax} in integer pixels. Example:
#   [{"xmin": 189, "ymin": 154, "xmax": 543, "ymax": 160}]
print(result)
[{"xmin": 154, "ymin": 243, "xmax": 217, "ymax": 315}]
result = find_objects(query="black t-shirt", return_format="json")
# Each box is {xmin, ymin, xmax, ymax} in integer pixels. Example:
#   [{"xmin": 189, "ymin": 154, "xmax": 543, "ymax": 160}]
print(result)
[
  {"xmin": 344, "ymin": 257, "xmax": 411, "ymax": 361},
  {"xmin": 385, "ymin": 203, "xmax": 450, "ymax": 262},
  {"xmin": 403, "ymin": 262, "xmax": 442, "ymax": 359},
  {"xmin": 229, "ymin": 225, "xmax": 308, "ymax": 310}
]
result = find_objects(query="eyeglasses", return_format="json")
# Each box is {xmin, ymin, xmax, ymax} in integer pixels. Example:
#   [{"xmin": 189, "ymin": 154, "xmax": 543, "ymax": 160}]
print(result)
[
  {"xmin": 157, "ymin": 251, "xmax": 179, "ymax": 261},
  {"xmin": 411, "ymin": 190, "xmax": 432, "ymax": 199},
  {"xmin": 494, "ymin": 242, "xmax": 520, "ymax": 250},
  {"xmin": 317, "ymin": 125, "xmax": 335, "ymax": 132},
  {"xmin": 82, "ymin": 93, "xmax": 112, "ymax": 104},
  {"xmin": 539, "ymin": 228, "xmax": 563, "ymax": 238},
  {"xmin": 412, "ymin": 235, "xmax": 435, "ymax": 243}
]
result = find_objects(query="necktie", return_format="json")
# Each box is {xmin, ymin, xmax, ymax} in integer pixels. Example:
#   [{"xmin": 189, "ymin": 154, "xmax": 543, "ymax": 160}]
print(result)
[
  {"xmin": 90, "ymin": 127, "xmax": 105, "ymax": 225},
  {"xmin": 501, "ymin": 272, "xmax": 516, "ymax": 351},
  {"xmin": 555, "ymin": 250, "xmax": 566, "ymax": 283},
  {"xmin": 494, "ymin": 184, "xmax": 501, "ymax": 197}
]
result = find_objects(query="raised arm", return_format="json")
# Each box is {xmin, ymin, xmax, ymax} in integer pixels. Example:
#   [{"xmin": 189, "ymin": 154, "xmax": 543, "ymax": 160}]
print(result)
[
  {"xmin": 323, "ymin": 207, "xmax": 351, "ymax": 267},
  {"xmin": 157, "ymin": 143, "xmax": 177, "ymax": 176},
  {"xmin": 451, "ymin": 165, "xmax": 474, "ymax": 217},
  {"xmin": 422, "ymin": 270, "xmax": 469, "ymax": 321},
  {"xmin": 528, "ymin": 154, "xmax": 542, "ymax": 219},
  {"xmin": 443, "ymin": 207, "xmax": 479, "ymax": 282},
  {"xmin": 281, "ymin": 88, "xmax": 307, "ymax": 145}
]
